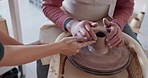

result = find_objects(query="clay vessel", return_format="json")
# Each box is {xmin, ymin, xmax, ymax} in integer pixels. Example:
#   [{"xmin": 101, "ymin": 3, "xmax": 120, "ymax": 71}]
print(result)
[{"xmin": 68, "ymin": 28, "xmax": 131, "ymax": 75}]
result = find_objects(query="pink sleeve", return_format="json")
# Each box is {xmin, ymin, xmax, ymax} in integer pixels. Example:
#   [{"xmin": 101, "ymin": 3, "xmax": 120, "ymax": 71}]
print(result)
[
  {"xmin": 42, "ymin": 0, "xmax": 72, "ymax": 30},
  {"xmin": 113, "ymin": 0, "xmax": 134, "ymax": 30}
]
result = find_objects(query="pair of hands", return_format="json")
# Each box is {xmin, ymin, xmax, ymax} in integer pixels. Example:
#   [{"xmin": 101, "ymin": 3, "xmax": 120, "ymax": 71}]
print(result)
[
  {"xmin": 66, "ymin": 18, "xmax": 125, "ymax": 49},
  {"xmin": 30, "ymin": 18, "xmax": 124, "ymax": 56},
  {"xmin": 103, "ymin": 18, "xmax": 124, "ymax": 48}
]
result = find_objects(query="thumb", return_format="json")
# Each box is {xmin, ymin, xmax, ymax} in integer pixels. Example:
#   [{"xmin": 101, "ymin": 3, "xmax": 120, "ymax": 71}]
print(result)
[
  {"xmin": 90, "ymin": 22, "xmax": 98, "ymax": 27},
  {"xmin": 103, "ymin": 18, "xmax": 111, "ymax": 28},
  {"xmin": 88, "ymin": 21, "xmax": 98, "ymax": 27}
]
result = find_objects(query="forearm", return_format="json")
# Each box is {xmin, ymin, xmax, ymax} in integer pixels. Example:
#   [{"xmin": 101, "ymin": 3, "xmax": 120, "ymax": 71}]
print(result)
[
  {"xmin": 113, "ymin": 0, "xmax": 134, "ymax": 30},
  {"xmin": 42, "ymin": 0, "xmax": 72, "ymax": 30},
  {"xmin": 0, "ymin": 31, "xmax": 22, "ymax": 45},
  {"xmin": 0, "ymin": 42, "xmax": 61, "ymax": 66}
]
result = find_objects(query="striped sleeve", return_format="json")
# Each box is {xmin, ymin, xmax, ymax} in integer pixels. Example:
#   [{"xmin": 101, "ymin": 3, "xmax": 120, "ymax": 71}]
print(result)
[
  {"xmin": 42, "ymin": 0, "xmax": 72, "ymax": 31},
  {"xmin": 113, "ymin": 0, "xmax": 134, "ymax": 30}
]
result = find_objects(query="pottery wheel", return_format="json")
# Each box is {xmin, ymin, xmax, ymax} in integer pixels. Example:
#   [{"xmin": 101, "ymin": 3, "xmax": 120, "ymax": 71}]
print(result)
[{"xmin": 67, "ymin": 32, "xmax": 131, "ymax": 75}]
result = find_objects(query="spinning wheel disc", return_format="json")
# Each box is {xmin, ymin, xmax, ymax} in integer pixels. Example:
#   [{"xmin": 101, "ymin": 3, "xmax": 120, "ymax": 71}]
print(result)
[{"xmin": 68, "ymin": 32, "xmax": 131, "ymax": 75}]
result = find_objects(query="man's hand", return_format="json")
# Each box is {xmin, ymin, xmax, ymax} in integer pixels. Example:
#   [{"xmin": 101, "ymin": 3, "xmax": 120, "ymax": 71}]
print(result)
[
  {"xmin": 66, "ymin": 20, "xmax": 97, "ymax": 41},
  {"xmin": 59, "ymin": 37, "xmax": 96, "ymax": 55},
  {"xmin": 103, "ymin": 18, "xmax": 124, "ymax": 48}
]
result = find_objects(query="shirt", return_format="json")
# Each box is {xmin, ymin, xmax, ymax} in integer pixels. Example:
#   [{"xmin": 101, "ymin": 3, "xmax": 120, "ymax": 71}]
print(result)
[
  {"xmin": 0, "ymin": 43, "xmax": 4, "ymax": 61},
  {"xmin": 42, "ymin": 0, "xmax": 134, "ymax": 30}
]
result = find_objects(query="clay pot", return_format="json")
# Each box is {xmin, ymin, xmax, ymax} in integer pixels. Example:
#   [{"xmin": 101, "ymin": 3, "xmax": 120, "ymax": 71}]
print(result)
[
  {"xmin": 40, "ymin": 24, "xmax": 148, "ymax": 78},
  {"xmin": 68, "ymin": 28, "xmax": 131, "ymax": 75}
]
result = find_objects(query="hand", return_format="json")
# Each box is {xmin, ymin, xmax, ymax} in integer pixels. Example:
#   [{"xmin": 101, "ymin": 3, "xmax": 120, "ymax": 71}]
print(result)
[
  {"xmin": 66, "ymin": 20, "xmax": 97, "ymax": 40},
  {"xmin": 103, "ymin": 18, "xmax": 124, "ymax": 48},
  {"xmin": 59, "ymin": 37, "xmax": 96, "ymax": 55}
]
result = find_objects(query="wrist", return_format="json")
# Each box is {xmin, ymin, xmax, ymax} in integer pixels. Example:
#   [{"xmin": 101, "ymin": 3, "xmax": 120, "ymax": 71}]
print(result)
[
  {"xmin": 66, "ymin": 20, "xmax": 79, "ymax": 32},
  {"xmin": 111, "ymin": 20, "xmax": 122, "ymax": 29},
  {"xmin": 64, "ymin": 18, "xmax": 73, "ymax": 31},
  {"xmin": 49, "ymin": 42, "xmax": 63, "ymax": 54},
  {"xmin": 55, "ymin": 41, "xmax": 65, "ymax": 54}
]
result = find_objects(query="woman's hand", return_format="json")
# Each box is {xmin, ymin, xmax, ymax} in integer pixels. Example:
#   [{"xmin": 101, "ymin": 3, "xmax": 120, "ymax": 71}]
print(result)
[
  {"xmin": 66, "ymin": 20, "xmax": 97, "ymax": 41},
  {"xmin": 103, "ymin": 18, "xmax": 124, "ymax": 48},
  {"xmin": 59, "ymin": 37, "xmax": 96, "ymax": 55}
]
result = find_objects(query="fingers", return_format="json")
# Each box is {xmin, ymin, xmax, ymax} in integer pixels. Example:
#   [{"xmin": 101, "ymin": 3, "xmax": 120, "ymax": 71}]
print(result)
[
  {"xmin": 104, "ymin": 20, "xmax": 124, "ymax": 48},
  {"xmin": 106, "ymin": 27, "xmax": 124, "ymax": 48},
  {"xmin": 76, "ymin": 37, "xmax": 88, "ymax": 42},
  {"xmin": 61, "ymin": 37, "xmax": 95, "ymax": 56},
  {"xmin": 72, "ymin": 20, "xmax": 98, "ymax": 41},
  {"xmin": 85, "ymin": 24, "xmax": 97, "ymax": 40},
  {"xmin": 79, "ymin": 40, "xmax": 96, "ymax": 48},
  {"xmin": 107, "ymin": 34, "xmax": 119, "ymax": 46},
  {"xmin": 110, "ymin": 39, "xmax": 124, "ymax": 48},
  {"xmin": 78, "ymin": 24, "xmax": 97, "ymax": 40},
  {"xmin": 88, "ymin": 21, "xmax": 98, "ymax": 27},
  {"xmin": 79, "ymin": 26, "xmax": 91, "ymax": 39},
  {"xmin": 107, "ymin": 37, "xmax": 124, "ymax": 48},
  {"xmin": 66, "ymin": 37, "xmax": 88, "ymax": 43},
  {"xmin": 68, "ymin": 40, "xmax": 96, "ymax": 55},
  {"xmin": 117, "ymin": 39, "xmax": 124, "ymax": 47},
  {"xmin": 109, "ymin": 38, "xmax": 121, "ymax": 48},
  {"xmin": 106, "ymin": 26, "xmax": 117, "ymax": 41},
  {"xmin": 70, "ymin": 37, "xmax": 96, "ymax": 48},
  {"xmin": 103, "ymin": 18, "xmax": 111, "ymax": 28}
]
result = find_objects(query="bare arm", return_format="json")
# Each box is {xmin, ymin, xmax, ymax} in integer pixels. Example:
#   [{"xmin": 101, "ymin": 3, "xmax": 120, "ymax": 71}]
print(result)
[
  {"xmin": 0, "ymin": 37, "xmax": 95, "ymax": 66},
  {"xmin": 0, "ymin": 43, "xmax": 60, "ymax": 66},
  {"xmin": 42, "ymin": 0, "xmax": 72, "ymax": 30}
]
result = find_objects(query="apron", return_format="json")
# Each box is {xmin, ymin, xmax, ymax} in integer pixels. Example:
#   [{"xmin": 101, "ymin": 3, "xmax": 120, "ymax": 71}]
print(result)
[
  {"xmin": 41, "ymin": 0, "xmax": 117, "ymax": 65},
  {"xmin": 62, "ymin": 0, "xmax": 117, "ymax": 21}
]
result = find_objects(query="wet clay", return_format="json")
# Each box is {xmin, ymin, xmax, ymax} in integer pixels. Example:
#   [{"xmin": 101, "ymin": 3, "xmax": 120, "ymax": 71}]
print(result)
[{"xmin": 68, "ymin": 32, "xmax": 131, "ymax": 75}]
